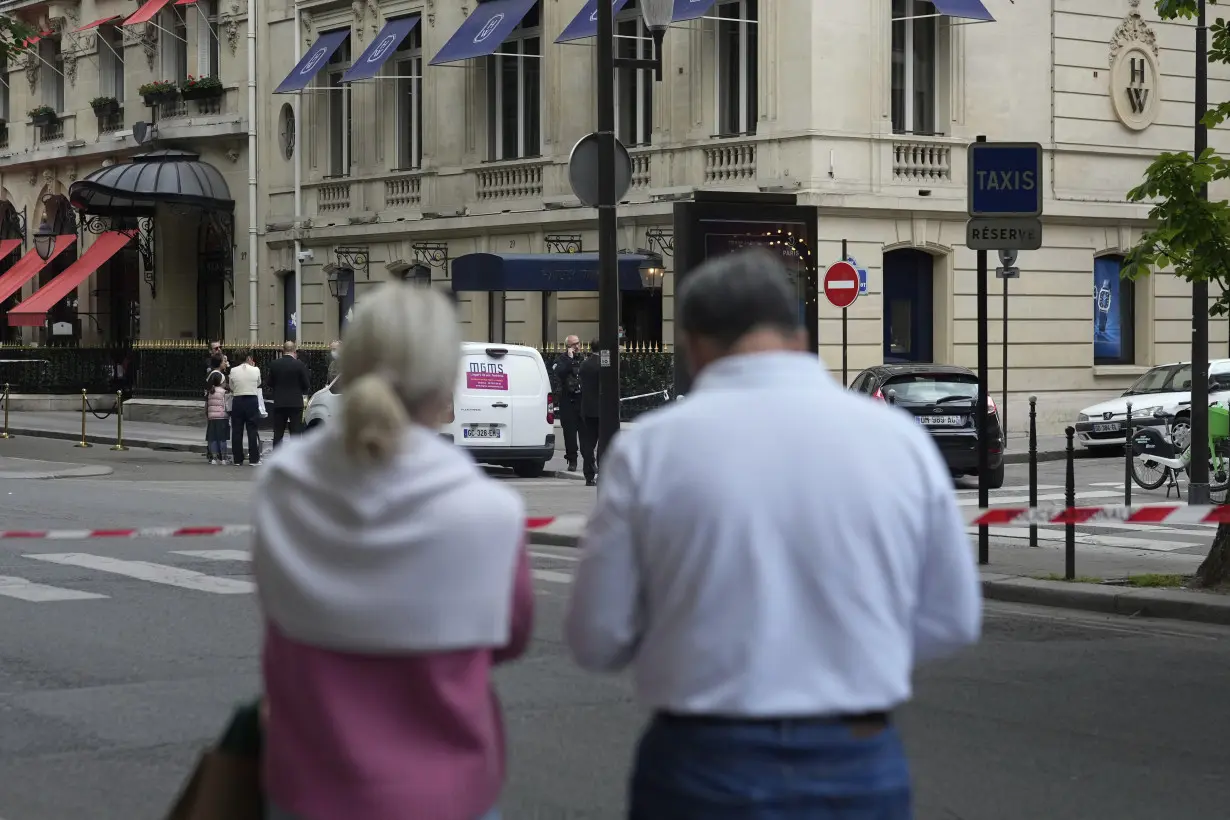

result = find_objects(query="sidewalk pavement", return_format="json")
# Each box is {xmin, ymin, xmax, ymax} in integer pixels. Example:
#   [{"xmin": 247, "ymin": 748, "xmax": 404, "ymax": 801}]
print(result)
[{"xmin": 527, "ymin": 516, "xmax": 1230, "ymax": 627}]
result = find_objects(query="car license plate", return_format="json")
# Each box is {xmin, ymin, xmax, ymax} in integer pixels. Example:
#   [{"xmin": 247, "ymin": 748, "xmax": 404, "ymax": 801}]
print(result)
[
  {"xmin": 462, "ymin": 426, "xmax": 502, "ymax": 440},
  {"xmin": 920, "ymin": 415, "xmax": 962, "ymax": 427},
  {"xmin": 1092, "ymin": 422, "xmax": 1121, "ymax": 433}
]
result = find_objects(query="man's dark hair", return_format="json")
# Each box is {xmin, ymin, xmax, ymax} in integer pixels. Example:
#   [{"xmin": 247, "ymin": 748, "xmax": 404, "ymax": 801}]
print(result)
[
  {"xmin": 234, "ymin": 347, "xmax": 250, "ymax": 363},
  {"xmin": 589, "ymin": 339, "xmax": 600, "ymax": 352},
  {"xmin": 209, "ymin": 354, "xmax": 224, "ymax": 371},
  {"xmin": 677, "ymin": 247, "xmax": 801, "ymax": 349}
]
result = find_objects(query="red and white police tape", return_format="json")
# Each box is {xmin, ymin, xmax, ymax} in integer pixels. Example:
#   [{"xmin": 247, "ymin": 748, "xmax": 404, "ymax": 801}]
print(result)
[
  {"xmin": 3, "ymin": 506, "xmax": 1229, "ymax": 541},
  {"xmin": 0, "ymin": 516, "xmax": 589, "ymax": 541}
]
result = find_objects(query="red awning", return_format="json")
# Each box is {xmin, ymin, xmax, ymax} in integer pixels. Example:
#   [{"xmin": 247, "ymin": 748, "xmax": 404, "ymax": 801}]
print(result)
[
  {"xmin": 19, "ymin": 30, "xmax": 54, "ymax": 48},
  {"xmin": 124, "ymin": 0, "xmax": 174, "ymax": 27},
  {"xmin": 0, "ymin": 238, "xmax": 76, "ymax": 305},
  {"xmin": 74, "ymin": 15, "xmax": 122, "ymax": 32},
  {"xmin": 0, "ymin": 239, "xmax": 23, "ymax": 261},
  {"xmin": 8, "ymin": 232, "xmax": 131, "ymax": 327},
  {"xmin": 174, "ymin": 0, "xmax": 199, "ymax": 5}
]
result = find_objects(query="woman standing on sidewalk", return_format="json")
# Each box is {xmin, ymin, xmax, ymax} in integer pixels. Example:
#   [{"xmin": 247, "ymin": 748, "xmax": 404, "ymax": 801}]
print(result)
[{"xmin": 252, "ymin": 283, "xmax": 534, "ymax": 820}]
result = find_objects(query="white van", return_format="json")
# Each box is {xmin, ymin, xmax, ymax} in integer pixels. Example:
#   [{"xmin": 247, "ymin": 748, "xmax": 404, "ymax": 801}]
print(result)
[{"xmin": 304, "ymin": 342, "xmax": 556, "ymax": 477}]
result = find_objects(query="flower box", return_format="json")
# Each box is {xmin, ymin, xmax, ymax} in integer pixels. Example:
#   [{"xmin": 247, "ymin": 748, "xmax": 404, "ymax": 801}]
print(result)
[
  {"xmin": 91, "ymin": 98, "xmax": 120, "ymax": 117},
  {"xmin": 181, "ymin": 85, "xmax": 223, "ymax": 102},
  {"xmin": 142, "ymin": 90, "xmax": 177, "ymax": 107},
  {"xmin": 180, "ymin": 76, "xmax": 224, "ymax": 102},
  {"xmin": 30, "ymin": 111, "xmax": 58, "ymax": 127}
]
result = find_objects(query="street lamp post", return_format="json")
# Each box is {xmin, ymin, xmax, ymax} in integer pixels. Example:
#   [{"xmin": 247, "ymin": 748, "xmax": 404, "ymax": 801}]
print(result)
[
  {"xmin": 595, "ymin": 0, "xmax": 670, "ymax": 462},
  {"xmin": 1191, "ymin": 0, "xmax": 1210, "ymax": 505},
  {"xmin": 32, "ymin": 220, "xmax": 56, "ymax": 261}
]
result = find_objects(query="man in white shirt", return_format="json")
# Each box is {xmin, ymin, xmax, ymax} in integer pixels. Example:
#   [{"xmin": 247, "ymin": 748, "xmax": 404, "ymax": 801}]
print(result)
[
  {"xmin": 564, "ymin": 248, "xmax": 981, "ymax": 819},
  {"xmin": 227, "ymin": 349, "xmax": 263, "ymax": 466}
]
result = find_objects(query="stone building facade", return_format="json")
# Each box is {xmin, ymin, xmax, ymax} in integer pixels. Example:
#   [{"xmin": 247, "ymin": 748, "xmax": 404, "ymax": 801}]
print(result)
[{"xmin": 0, "ymin": 0, "xmax": 250, "ymax": 344}]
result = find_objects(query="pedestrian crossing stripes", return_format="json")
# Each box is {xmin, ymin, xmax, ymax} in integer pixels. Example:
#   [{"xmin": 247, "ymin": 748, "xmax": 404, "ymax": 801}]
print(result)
[{"xmin": 0, "ymin": 549, "xmax": 580, "ymax": 604}]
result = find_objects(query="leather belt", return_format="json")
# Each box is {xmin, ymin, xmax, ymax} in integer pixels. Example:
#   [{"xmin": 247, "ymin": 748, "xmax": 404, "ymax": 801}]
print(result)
[{"xmin": 656, "ymin": 710, "xmax": 890, "ymax": 728}]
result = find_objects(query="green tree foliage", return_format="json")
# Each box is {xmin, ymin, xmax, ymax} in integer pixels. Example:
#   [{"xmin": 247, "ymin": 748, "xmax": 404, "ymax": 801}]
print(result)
[
  {"xmin": 0, "ymin": 15, "xmax": 39, "ymax": 64},
  {"xmin": 1125, "ymin": 1, "xmax": 1230, "ymax": 587}
]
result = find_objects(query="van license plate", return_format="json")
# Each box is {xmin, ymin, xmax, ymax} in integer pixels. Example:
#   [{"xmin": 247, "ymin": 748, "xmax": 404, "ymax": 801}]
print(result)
[
  {"xmin": 920, "ymin": 415, "xmax": 962, "ymax": 427},
  {"xmin": 463, "ymin": 426, "xmax": 502, "ymax": 440},
  {"xmin": 1093, "ymin": 423, "xmax": 1121, "ymax": 433}
]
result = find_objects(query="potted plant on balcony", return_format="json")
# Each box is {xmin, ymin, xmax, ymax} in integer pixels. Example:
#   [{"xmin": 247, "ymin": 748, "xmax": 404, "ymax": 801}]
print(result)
[
  {"xmin": 180, "ymin": 74, "xmax": 223, "ymax": 102},
  {"xmin": 90, "ymin": 96, "xmax": 120, "ymax": 117},
  {"xmin": 27, "ymin": 105, "xmax": 57, "ymax": 127},
  {"xmin": 138, "ymin": 80, "xmax": 178, "ymax": 107}
]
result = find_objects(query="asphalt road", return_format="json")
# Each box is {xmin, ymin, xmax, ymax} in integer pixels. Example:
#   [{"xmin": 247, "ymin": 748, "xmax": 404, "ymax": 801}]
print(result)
[{"xmin": 0, "ymin": 439, "xmax": 1227, "ymax": 818}]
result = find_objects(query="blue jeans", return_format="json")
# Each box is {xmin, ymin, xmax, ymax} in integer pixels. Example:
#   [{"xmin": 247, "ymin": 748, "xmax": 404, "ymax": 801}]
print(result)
[{"xmin": 629, "ymin": 714, "xmax": 911, "ymax": 819}]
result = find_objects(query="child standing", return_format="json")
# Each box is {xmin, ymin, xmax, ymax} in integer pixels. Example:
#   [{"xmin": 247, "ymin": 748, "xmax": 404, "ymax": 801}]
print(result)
[{"xmin": 206, "ymin": 355, "xmax": 230, "ymax": 465}]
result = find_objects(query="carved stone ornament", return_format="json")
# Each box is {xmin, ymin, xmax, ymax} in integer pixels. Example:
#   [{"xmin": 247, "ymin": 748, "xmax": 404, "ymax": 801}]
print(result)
[
  {"xmin": 367, "ymin": 0, "xmax": 380, "ymax": 39},
  {"xmin": 26, "ymin": 170, "xmax": 37, "ymax": 188},
  {"xmin": 62, "ymin": 9, "xmax": 80, "ymax": 86},
  {"xmin": 41, "ymin": 169, "xmax": 54, "ymax": 187},
  {"xmin": 67, "ymin": 165, "xmax": 77, "ymax": 182},
  {"xmin": 1109, "ymin": 5, "xmax": 1159, "ymax": 67},
  {"xmin": 226, "ymin": 146, "xmax": 240, "ymax": 163},
  {"xmin": 351, "ymin": 1, "xmax": 365, "ymax": 40},
  {"xmin": 222, "ymin": 0, "xmax": 243, "ymax": 55},
  {"xmin": 141, "ymin": 23, "xmax": 159, "ymax": 71},
  {"xmin": 23, "ymin": 47, "xmax": 39, "ymax": 95}
]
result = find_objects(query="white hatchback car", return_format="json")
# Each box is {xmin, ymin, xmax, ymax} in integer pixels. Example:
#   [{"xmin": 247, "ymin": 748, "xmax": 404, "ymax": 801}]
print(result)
[
  {"xmin": 1074, "ymin": 358, "xmax": 1230, "ymax": 449},
  {"xmin": 305, "ymin": 342, "xmax": 557, "ymax": 477}
]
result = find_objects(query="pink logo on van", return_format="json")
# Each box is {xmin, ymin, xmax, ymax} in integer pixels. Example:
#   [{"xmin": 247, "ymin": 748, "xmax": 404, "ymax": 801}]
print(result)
[{"xmin": 467, "ymin": 371, "xmax": 509, "ymax": 390}]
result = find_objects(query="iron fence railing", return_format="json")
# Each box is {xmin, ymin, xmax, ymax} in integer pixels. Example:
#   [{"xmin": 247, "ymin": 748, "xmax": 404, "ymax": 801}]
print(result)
[{"xmin": 0, "ymin": 342, "xmax": 676, "ymax": 420}]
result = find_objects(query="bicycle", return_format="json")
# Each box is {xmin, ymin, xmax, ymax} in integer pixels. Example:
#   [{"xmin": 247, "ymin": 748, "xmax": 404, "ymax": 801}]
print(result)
[{"xmin": 1130, "ymin": 402, "xmax": 1230, "ymax": 502}]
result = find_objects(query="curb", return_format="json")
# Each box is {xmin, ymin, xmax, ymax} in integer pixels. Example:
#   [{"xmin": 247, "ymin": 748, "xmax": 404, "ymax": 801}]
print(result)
[
  {"xmin": 527, "ymin": 531, "xmax": 1230, "ymax": 627},
  {"xmin": 0, "ymin": 464, "xmax": 114, "ymax": 479},
  {"xmin": 1003, "ymin": 448, "xmax": 1100, "ymax": 465}
]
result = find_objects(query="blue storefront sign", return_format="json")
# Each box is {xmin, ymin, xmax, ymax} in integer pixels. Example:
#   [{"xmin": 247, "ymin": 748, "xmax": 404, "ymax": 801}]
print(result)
[{"xmin": 967, "ymin": 142, "xmax": 1044, "ymax": 218}]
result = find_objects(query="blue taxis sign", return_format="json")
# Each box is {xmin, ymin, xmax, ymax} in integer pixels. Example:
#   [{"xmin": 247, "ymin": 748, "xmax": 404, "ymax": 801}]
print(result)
[{"xmin": 967, "ymin": 142, "xmax": 1043, "ymax": 218}]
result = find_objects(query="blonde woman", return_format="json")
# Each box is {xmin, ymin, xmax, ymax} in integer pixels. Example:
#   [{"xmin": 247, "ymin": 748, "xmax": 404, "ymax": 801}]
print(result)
[{"xmin": 252, "ymin": 284, "xmax": 533, "ymax": 820}]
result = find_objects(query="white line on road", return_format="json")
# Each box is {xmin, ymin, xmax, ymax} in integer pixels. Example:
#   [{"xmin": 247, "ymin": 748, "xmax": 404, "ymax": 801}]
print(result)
[
  {"xmin": 26, "ymin": 554, "xmax": 255, "ymax": 594},
  {"xmin": 172, "ymin": 549, "xmax": 250, "ymax": 562},
  {"xmin": 530, "ymin": 551, "xmax": 579, "ymax": 563},
  {"xmin": 955, "ymin": 484, "xmax": 1063, "ymax": 494},
  {"xmin": 0, "ymin": 575, "xmax": 107, "ymax": 602},
  {"xmin": 965, "ymin": 526, "xmax": 1203, "ymax": 553},
  {"xmin": 532, "ymin": 569, "xmax": 573, "ymax": 585},
  {"xmin": 955, "ymin": 490, "xmax": 1122, "ymax": 507}
]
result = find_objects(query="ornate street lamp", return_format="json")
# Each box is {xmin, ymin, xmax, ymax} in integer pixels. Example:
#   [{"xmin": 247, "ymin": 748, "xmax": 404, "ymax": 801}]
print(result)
[
  {"xmin": 638, "ymin": 252, "xmax": 664, "ymax": 291},
  {"xmin": 33, "ymin": 219, "xmax": 56, "ymax": 261},
  {"xmin": 324, "ymin": 263, "xmax": 352, "ymax": 299}
]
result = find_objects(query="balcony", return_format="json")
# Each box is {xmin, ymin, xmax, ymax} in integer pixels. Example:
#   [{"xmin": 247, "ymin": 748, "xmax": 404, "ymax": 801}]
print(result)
[
  {"xmin": 0, "ymin": 124, "xmax": 8, "ymax": 151},
  {"xmin": 34, "ymin": 119, "xmax": 65, "ymax": 146},
  {"xmin": 384, "ymin": 172, "xmax": 422, "ymax": 209},
  {"xmin": 891, "ymin": 137, "xmax": 956, "ymax": 183},
  {"xmin": 98, "ymin": 110, "xmax": 125, "ymax": 135},
  {"xmin": 309, "ymin": 179, "xmax": 353, "ymax": 213},
  {"xmin": 149, "ymin": 87, "xmax": 245, "ymax": 141},
  {"xmin": 703, "ymin": 141, "xmax": 757, "ymax": 185},
  {"xmin": 476, "ymin": 158, "xmax": 546, "ymax": 202}
]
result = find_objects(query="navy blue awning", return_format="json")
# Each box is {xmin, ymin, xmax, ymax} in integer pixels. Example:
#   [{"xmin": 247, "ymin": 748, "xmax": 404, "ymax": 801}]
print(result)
[
  {"xmin": 927, "ymin": 0, "xmax": 994, "ymax": 21},
  {"xmin": 556, "ymin": 0, "xmax": 631, "ymax": 43},
  {"xmin": 430, "ymin": 0, "xmax": 538, "ymax": 66},
  {"xmin": 673, "ymin": 0, "xmax": 718, "ymax": 23},
  {"xmin": 343, "ymin": 16, "xmax": 421, "ymax": 82},
  {"xmin": 452, "ymin": 252, "xmax": 651, "ymax": 292},
  {"xmin": 274, "ymin": 29, "xmax": 350, "ymax": 94}
]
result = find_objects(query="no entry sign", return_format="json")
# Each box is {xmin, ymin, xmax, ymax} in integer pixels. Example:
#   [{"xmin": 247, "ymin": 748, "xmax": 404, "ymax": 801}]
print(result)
[{"xmin": 824, "ymin": 261, "xmax": 860, "ymax": 309}]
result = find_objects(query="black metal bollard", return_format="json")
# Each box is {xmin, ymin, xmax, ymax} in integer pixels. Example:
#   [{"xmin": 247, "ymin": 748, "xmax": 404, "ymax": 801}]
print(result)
[
  {"xmin": 1029, "ymin": 396, "xmax": 1038, "ymax": 549},
  {"xmin": 1065, "ymin": 426, "xmax": 1076, "ymax": 581},
  {"xmin": 1124, "ymin": 401, "xmax": 1133, "ymax": 507}
]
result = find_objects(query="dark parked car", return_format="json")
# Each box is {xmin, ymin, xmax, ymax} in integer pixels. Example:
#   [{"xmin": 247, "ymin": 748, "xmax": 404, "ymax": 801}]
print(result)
[{"xmin": 850, "ymin": 364, "xmax": 1005, "ymax": 488}]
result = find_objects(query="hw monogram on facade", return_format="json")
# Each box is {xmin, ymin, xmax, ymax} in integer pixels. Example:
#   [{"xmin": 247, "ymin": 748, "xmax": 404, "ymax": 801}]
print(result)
[{"xmin": 1109, "ymin": 3, "xmax": 1160, "ymax": 130}]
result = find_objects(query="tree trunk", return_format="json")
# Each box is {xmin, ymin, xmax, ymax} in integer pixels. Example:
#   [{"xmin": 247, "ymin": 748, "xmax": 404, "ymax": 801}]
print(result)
[{"xmin": 1196, "ymin": 522, "xmax": 1230, "ymax": 587}]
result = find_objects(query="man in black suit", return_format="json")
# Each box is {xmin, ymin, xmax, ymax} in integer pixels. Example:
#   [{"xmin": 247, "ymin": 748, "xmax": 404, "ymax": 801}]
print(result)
[
  {"xmin": 578, "ymin": 339, "xmax": 602, "ymax": 486},
  {"xmin": 266, "ymin": 341, "xmax": 312, "ymax": 448}
]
